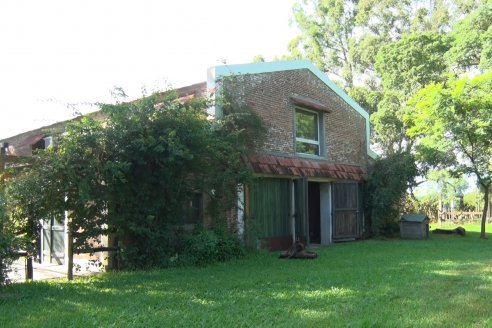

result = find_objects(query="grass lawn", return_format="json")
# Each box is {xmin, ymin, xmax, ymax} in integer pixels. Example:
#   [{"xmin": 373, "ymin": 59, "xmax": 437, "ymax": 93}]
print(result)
[{"xmin": 1, "ymin": 223, "xmax": 492, "ymax": 327}]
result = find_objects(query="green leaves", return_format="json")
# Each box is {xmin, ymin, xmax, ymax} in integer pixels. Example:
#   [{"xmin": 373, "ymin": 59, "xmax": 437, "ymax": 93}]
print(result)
[
  {"xmin": 375, "ymin": 32, "xmax": 450, "ymax": 94},
  {"xmin": 365, "ymin": 152, "xmax": 418, "ymax": 236},
  {"xmin": 290, "ymin": 0, "xmax": 489, "ymax": 156},
  {"xmin": 407, "ymin": 71, "xmax": 492, "ymax": 236},
  {"xmin": 446, "ymin": 2, "xmax": 492, "ymax": 72},
  {"xmin": 409, "ymin": 72, "xmax": 492, "ymax": 174},
  {"xmin": 4, "ymin": 87, "xmax": 262, "ymax": 269}
]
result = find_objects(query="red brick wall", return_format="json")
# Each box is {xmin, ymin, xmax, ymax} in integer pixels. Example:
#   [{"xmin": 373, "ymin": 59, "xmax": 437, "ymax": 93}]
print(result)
[{"xmin": 224, "ymin": 69, "xmax": 370, "ymax": 168}]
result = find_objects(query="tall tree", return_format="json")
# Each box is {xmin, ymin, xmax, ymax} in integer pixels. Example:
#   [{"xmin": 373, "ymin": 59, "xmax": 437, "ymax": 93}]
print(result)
[
  {"xmin": 407, "ymin": 71, "xmax": 492, "ymax": 238},
  {"xmin": 446, "ymin": 1, "xmax": 492, "ymax": 72},
  {"xmin": 289, "ymin": 0, "xmax": 486, "ymax": 155},
  {"xmin": 371, "ymin": 32, "xmax": 451, "ymax": 154},
  {"xmin": 290, "ymin": 0, "xmax": 457, "ymax": 89},
  {"xmin": 289, "ymin": 0, "xmax": 359, "ymax": 88}
]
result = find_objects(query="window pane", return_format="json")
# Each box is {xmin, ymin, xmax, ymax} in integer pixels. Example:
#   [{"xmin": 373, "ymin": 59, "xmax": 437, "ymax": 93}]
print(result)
[
  {"xmin": 296, "ymin": 141, "xmax": 319, "ymax": 155},
  {"xmin": 296, "ymin": 110, "xmax": 318, "ymax": 141}
]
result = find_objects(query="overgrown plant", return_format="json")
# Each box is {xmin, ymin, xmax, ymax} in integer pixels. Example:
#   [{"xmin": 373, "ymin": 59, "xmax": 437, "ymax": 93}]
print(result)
[
  {"xmin": 5, "ymin": 86, "xmax": 265, "ymax": 271},
  {"xmin": 365, "ymin": 152, "xmax": 418, "ymax": 236},
  {"xmin": 100, "ymin": 89, "xmax": 264, "ymax": 268},
  {"xmin": 204, "ymin": 76, "xmax": 267, "ymax": 230},
  {"xmin": 0, "ymin": 192, "xmax": 17, "ymax": 285}
]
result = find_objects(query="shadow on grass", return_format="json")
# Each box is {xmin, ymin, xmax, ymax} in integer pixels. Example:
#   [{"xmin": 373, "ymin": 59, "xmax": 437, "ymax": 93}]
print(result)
[{"xmin": 1, "ymin": 232, "xmax": 492, "ymax": 327}]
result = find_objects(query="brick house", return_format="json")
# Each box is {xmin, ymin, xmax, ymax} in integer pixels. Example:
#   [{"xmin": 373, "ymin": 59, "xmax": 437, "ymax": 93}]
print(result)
[
  {"xmin": 1, "ymin": 60, "xmax": 375, "ymax": 257},
  {"xmin": 207, "ymin": 60, "xmax": 376, "ymax": 250}
]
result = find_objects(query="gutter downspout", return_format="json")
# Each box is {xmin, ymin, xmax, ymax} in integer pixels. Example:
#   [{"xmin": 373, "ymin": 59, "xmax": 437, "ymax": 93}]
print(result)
[{"xmin": 290, "ymin": 179, "xmax": 296, "ymax": 243}]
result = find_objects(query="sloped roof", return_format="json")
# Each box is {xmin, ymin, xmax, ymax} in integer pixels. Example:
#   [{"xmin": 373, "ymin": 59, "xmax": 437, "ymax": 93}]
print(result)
[
  {"xmin": 400, "ymin": 214, "xmax": 429, "ymax": 222},
  {"xmin": 0, "ymin": 83, "xmax": 207, "ymax": 148},
  {"xmin": 17, "ymin": 134, "xmax": 45, "ymax": 147},
  {"xmin": 243, "ymin": 154, "xmax": 366, "ymax": 181}
]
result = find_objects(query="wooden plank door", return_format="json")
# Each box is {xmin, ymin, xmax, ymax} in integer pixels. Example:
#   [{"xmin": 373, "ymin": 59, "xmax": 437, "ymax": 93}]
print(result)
[{"xmin": 332, "ymin": 182, "xmax": 358, "ymax": 240}]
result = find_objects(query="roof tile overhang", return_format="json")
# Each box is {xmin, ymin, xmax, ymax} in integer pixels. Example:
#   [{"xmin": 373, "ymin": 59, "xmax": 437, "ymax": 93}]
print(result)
[
  {"xmin": 18, "ymin": 134, "xmax": 45, "ymax": 147},
  {"xmin": 243, "ymin": 154, "xmax": 366, "ymax": 181}
]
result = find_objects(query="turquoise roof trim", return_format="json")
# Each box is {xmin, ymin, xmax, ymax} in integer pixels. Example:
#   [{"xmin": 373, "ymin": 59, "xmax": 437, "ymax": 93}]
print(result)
[{"xmin": 208, "ymin": 60, "xmax": 377, "ymax": 159}]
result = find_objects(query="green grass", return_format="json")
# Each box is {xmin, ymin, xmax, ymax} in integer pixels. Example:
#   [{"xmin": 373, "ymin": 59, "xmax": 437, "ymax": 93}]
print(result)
[{"xmin": 1, "ymin": 223, "xmax": 492, "ymax": 327}]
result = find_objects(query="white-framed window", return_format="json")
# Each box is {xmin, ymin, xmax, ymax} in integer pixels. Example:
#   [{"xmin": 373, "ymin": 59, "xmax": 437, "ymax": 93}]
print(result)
[
  {"xmin": 295, "ymin": 108, "xmax": 320, "ymax": 156},
  {"xmin": 43, "ymin": 136, "xmax": 53, "ymax": 149}
]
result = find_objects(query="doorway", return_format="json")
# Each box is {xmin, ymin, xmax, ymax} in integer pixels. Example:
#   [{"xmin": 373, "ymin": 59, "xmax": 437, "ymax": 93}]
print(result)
[
  {"xmin": 295, "ymin": 179, "xmax": 332, "ymax": 245},
  {"xmin": 308, "ymin": 182, "xmax": 321, "ymax": 244}
]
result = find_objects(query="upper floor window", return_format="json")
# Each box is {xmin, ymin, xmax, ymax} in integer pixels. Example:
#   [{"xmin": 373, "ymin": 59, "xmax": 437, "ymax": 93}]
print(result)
[{"xmin": 295, "ymin": 108, "xmax": 320, "ymax": 156}]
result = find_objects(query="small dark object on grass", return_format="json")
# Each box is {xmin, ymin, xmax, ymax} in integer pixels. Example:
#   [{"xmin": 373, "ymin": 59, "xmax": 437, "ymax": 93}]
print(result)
[
  {"xmin": 279, "ymin": 241, "xmax": 318, "ymax": 259},
  {"xmin": 433, "ymin": 227, "xmax": 466, "ymax": 236}
]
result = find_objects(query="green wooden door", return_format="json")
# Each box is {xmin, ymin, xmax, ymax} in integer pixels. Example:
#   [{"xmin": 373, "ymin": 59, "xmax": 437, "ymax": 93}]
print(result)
[{"xmin": 248, "ymin": 178, "xmax": 291, "ymax": 246}]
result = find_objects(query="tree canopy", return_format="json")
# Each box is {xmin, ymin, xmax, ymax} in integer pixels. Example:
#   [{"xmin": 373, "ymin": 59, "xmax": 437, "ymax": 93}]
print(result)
[
  {"xmin": 290, "ymin": 0, "xmax": 489, "ymax": 156},
  {"xmin": 407, "ymin": 71, "xmax": 492, "ymax": 237}
]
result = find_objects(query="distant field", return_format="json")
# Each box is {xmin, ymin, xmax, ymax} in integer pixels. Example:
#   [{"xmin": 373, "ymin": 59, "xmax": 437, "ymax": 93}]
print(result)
[{"xmin": 1, "ymin": 223, "xmax": 492, "ymax": 327}]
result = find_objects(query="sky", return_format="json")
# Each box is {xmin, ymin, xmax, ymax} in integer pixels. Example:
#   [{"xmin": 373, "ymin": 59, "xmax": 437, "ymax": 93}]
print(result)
[{"xmin": 0, "ymin": 0, "xmax": 299, "ymax": 139}]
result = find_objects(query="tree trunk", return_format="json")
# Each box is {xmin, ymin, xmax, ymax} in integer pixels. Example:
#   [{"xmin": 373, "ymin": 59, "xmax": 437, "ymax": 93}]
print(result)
[{"xmin": 480, "ymin": 184, "xmax": 489, "ymax": 239}]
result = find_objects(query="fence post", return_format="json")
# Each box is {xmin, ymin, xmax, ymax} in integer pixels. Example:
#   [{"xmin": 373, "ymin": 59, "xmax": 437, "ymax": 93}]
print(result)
[
  {"xmin": 66, "ymin": 231, "xmax": 73, "ymax": 281},
  {"xmin": 26, "ymin": 256, "xmax": 33, "ymax": 281}
]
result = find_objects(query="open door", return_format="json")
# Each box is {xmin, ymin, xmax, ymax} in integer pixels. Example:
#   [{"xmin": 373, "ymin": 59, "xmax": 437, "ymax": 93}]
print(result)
[
  {"xmin": 332, "ymin": 182, "xmax": 359, "ymax": 241},
  {"xmin": 294, "ymin": 178, "xmax": 309, "ymax": 244},
  {"xmin": 308, "ymin": 182, "xmax": 321, "ymax": 244}
]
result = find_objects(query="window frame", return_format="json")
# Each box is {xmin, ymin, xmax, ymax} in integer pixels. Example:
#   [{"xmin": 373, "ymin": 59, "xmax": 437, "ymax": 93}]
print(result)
[{"xmin": 294, "ymin": 107, "xmax": 322, "ymax": 157}]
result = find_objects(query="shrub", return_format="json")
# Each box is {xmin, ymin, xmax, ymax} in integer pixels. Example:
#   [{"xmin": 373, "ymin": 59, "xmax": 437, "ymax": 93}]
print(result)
[
  {"xmin": 117, "ymin": 225, "xmax": 181, "ymax": 269},
  {"xmin": 177, "ymin": 229, "xmax": 244, "ymax": 267},
  {"xmin": 214, "ymin": 229, "xmax": 245, "ymax": 261},
  {"xmin": 0, "ymin": 194, "xmax": 17, "ymax": 285},
  {"xmin": 365, "ymin": 152, "xmax": 418, "ymax": 237}
]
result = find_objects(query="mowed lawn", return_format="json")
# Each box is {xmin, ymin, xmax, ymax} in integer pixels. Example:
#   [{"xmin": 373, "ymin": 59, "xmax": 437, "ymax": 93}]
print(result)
[{"xmin": 1, "ymin": 223, "xmax": 492, "ymax": 327}]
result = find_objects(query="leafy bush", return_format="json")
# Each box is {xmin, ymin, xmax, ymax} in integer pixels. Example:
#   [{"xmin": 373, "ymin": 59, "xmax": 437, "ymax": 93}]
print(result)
[
  {"xmin": 214, "ymin": 229, "xmax": 245, "ymax": 261},
  {"xmin": 116, "ymin": 225, "xmax": 182, "ymax": 269},
  {"xmin": 177, "ymin": 229, "xmax": 245, "ymax": 267},
  {"xmin": 365, "ymin": 152, "xmax": 418, "ymax": 237},
  {"xmin": 0, "ymin": 194, "xmax": 17, "ymax": 285},
  {"xmin": 0, "ymin": 232, "xmax": 14, "ymax": 285}
]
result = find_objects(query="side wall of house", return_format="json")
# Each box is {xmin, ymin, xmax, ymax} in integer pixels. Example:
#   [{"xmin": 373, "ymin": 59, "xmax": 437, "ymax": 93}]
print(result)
[{"xmin": 223, "ymin": 69, "xmax": 370, "ymax": 167}]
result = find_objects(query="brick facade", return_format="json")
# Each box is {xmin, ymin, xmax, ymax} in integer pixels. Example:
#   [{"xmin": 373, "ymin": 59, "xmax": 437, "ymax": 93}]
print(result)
[{"xmin": 223, "ymin": 69, "xmax": 370, "ymax": 169}]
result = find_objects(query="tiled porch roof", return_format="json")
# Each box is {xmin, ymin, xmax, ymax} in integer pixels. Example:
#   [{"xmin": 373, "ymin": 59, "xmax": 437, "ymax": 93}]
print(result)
[
  {"xmin": 18, "ymin": 134, "xmax": 45, "ymax": 147},
  {"xmin": 243, "ymin": 154, "xmax": 366, "ymax": 181}
]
